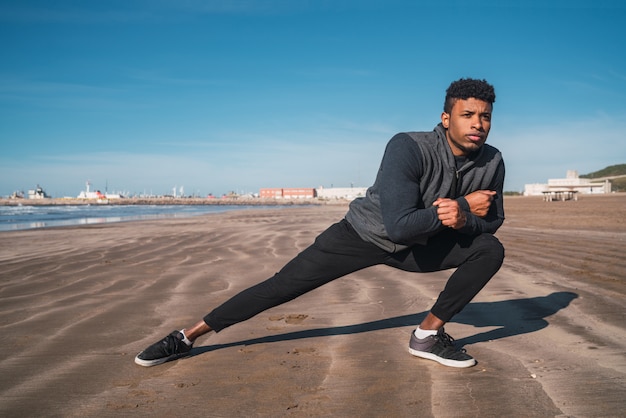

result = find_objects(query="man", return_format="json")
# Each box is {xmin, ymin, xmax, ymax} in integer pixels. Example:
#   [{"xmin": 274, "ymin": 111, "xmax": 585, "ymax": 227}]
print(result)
[{"xmin": 135, "ymin": 78, "xmax": 505, "ymax": 369}]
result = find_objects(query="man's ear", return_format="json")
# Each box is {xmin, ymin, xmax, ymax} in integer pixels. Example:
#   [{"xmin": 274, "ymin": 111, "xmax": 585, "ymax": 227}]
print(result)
[{"xmin": 441, "ymin": 112, "xmax": 450, "ymax": 128}]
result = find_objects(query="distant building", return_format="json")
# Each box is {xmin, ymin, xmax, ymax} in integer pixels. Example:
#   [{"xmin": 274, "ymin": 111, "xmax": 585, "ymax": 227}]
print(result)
[
  {"xmin": 77, "ymin": 181, "xmax": 123, "ymax": 199},
  {"xmin": 28, "ymin": 185, "xmax": 50, "ymax": 199},
  {"xmin": 259, "ymin": 188, "xmax": 284, "ymax": 199},
  {"xmin": 315, "ymin": 186, "xmax": 367, "ymax": 200},
  {"xmin": 524, "ymin": 170, "xmax": 611, "ymax": 196},
  {"xmin": 260, "ymin": 186, "xmax": 368, "ymax": 201},
  {"xmin": 283, "ymin": 188, "xmax": 316, "ymax": 199},
  {"xmin": 259, "ymin": 188, "xmax": 316, "ymax": 199}
]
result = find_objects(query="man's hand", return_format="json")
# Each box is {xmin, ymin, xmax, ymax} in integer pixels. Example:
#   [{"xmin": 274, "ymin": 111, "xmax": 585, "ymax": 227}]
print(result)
[
  {"xmin": 433, "ymin": 198, "xmax": 467, "ymax": 229},
  {"xmin": 433, "ymin": 190, "xmax": 496, "ymax": 229},
  {"xmin": 464, "ymin": 190, "xmax": 496, "ymax": 218}
]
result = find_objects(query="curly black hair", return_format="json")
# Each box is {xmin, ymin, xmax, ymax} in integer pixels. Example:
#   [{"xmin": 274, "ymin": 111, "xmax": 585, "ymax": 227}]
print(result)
[{"xmin": 444, "ymin": 78, "xmax": 496, "ymax": 113}]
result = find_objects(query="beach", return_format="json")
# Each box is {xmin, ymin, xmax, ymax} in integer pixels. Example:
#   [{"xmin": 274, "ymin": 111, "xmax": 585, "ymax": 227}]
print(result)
[{"xmin": 1, "ymin": 194, "xmax": 625, "ymax": 417}]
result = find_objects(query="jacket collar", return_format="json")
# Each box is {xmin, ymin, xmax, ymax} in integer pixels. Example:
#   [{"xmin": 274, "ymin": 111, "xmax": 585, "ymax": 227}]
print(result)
[{"xmin": 434, "ymin": 123, "xmax": 484, "ymax": 172}]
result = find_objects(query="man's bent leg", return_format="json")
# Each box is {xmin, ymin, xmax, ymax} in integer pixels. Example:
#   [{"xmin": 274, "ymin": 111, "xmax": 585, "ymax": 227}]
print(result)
[
  {"xmin": 386, "ymin": 230, "xmax": 504, "ymax": 321},
  {"xmin": 429, "ymin": 233, "xmax": 504, "ymax": 322},
  {"xmin": 386, "ymin": 231, "xmax": 504, "ymax": 368}
]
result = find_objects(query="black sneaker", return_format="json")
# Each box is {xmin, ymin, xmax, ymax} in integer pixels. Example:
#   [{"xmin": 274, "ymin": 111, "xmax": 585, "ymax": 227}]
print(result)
[
  {"xmin": 408, "ymin": 328, "xmax": 476, "ymax": 368},
  {"xmin": 135, "ymin": 331, "xmax": 193, "ymax": 367}
]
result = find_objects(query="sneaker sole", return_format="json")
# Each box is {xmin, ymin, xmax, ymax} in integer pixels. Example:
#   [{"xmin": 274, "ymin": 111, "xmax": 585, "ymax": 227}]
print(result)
[
  {"xmin": 134, "ymin": 352, "xmax": 188, "ymax": 367},
  {"xmin": 408, "ymin": 347, "xmax": 476, "ymax": 368}
]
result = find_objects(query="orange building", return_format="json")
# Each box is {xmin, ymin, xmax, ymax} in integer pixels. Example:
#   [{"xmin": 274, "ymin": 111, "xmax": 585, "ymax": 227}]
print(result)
[
  {"xmin": 260, "ymin": 188, "xmax": 316, "ymax": 199},
  {"xmin": 282, "ymin": 188, "xmax": 315, "ymax": 199},
  {"xmin": 259, "ymin": 188, "xmax": 283, "ymax": 198}
]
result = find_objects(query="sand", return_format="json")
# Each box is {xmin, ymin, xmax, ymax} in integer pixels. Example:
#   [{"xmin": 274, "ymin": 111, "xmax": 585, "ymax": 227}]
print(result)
[{"xmin": 1, "ymin": 194, "xmax": 625, "ymax": 417}]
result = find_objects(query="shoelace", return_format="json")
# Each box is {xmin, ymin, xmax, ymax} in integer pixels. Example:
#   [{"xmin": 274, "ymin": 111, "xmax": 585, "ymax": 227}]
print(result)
[
  {"xmin": 437, "ymin": 331, "xmax": 467, "ymax": 353},
  {"xmin": 162, "ymin": 333, "xmax": 184, "ymax": 355},
  {"xmin": 437, "ymin": 331, "xmax": 454, "ymax": 347}
]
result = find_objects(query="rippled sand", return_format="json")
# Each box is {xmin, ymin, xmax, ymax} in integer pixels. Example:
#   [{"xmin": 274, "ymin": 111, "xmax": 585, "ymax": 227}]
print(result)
[{"xmin": 1, "ymin": 195, "xmax": 624, "ymax": 417}]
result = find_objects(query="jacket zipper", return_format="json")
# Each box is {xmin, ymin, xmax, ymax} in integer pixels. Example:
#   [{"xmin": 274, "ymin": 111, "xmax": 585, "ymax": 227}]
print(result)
[{"xmin": 450, "ymin": 168, "xmax": 461, "ymax": 198}]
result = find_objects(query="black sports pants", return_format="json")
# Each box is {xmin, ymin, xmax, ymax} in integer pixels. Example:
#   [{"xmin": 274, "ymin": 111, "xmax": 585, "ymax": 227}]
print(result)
[{"xmin": 204, "ymin": 219, "xmax": 504, "ymax": 332}]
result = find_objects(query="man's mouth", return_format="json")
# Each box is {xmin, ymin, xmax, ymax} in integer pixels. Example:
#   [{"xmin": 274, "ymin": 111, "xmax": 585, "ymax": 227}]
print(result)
[{"xmin": 467, "ymin": 133, "xmax": 484, "ymax": 142}]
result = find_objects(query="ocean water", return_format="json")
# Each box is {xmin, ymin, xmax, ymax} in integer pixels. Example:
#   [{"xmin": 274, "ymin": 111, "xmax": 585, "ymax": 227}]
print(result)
[{"xmin": 0, "ymin": 204, "xmax": 270, "ymax": 232}]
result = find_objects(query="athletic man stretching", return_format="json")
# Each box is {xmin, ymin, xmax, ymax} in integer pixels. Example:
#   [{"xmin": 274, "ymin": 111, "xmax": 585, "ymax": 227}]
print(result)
[{"xmin": 135, "ymin": 78, "xmax": 505, "ymax": 368}]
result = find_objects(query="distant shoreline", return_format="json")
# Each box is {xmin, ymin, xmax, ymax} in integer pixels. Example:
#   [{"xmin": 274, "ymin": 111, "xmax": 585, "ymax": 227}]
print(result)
[
  {"xmin": 2, "ymin": 192, "xmax": 623, "ymax": 207},
  {"xmin": 0, "ymin": 197, "xmax": 348, "ymax": 207}
]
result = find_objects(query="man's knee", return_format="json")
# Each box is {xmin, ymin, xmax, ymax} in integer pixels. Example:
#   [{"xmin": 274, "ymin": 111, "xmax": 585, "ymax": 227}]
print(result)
[{"xmin": 474, "ymin": 233, "xmax": 505, "ymax": 264}]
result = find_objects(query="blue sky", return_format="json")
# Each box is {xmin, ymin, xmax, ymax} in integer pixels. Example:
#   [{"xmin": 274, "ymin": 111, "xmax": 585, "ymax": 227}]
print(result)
[{"xmin": 1, "ymin": 0, "xmax": 625, "ymax": 197}]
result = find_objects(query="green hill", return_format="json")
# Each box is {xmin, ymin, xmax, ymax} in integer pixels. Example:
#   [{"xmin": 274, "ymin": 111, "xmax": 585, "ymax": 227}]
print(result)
[
  {"xmin": 581, "ymin": 164, "xmax": 626, "ymax": 192},
  {"xmin": 580, "ymin": 164, "xmax": 626, "ymax": 179}
]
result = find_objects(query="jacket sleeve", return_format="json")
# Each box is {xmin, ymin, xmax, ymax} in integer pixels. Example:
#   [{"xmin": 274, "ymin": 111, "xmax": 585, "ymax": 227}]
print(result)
[
  {"xmin": 378, "ymin": 134, "xmax": 444, "ymax": 244},
  {"xmin": 457, "ymin": 159, "xmax": 506, "ymax": 235}
]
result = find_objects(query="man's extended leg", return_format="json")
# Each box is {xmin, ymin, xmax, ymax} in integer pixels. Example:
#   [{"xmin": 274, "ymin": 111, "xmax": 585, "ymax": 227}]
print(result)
[
  {"xmin": 202, "ymin": 219, "xmax": 387, "ymax": 332},
  {"xmin": 135, "ymin": 219, "xmax": 386, "ymax": 366}
]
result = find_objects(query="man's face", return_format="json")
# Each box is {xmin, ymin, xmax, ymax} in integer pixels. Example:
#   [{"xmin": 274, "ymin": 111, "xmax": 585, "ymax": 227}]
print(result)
[{"xmin": 441, "ymin": 98, "xmax": 492, "ymax": 156}]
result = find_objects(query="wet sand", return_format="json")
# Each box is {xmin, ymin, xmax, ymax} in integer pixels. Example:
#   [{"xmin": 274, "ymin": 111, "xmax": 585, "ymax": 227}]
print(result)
[{"xmin": 1, "ymin": 195, "xmax": 625, "ymax": 417}]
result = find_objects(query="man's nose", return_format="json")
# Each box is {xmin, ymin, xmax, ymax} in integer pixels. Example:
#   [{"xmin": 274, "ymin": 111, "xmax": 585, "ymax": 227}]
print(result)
[{"xmin": 472, "ymin": 115, "xmax": 484, "ymax": 130}]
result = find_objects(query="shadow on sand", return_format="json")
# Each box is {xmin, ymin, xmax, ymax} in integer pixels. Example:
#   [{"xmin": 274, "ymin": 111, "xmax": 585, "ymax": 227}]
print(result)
[{"xmin": 191, "ymin": 291, "xmax": 578, "ymax": 357}]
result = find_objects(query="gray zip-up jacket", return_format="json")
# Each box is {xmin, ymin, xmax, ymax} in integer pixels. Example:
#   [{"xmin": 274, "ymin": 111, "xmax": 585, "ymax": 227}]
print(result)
[{"xmin": 345, "ymin": 124, "xmax": 505, "ymax": 253}]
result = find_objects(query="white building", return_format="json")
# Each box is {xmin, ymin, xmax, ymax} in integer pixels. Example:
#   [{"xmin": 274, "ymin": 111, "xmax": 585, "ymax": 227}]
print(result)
[
  {"xmin": 315, "ymin": 186, "xmax": 367, "ymax": 201},
  {"xmin": 27, "ymin": 185, "xmax": 50, "ymax": 199},
  {"xmin": 77, "ymin": 181, "xmax": 123, "ymax": 199},
  {"xmin": 524, "ymin": 170, "xmax": 611, "ymax": 197}
]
